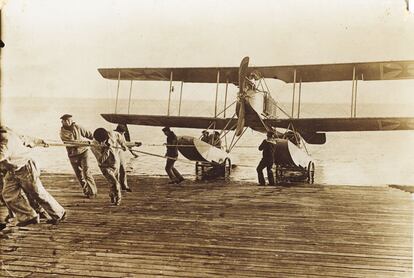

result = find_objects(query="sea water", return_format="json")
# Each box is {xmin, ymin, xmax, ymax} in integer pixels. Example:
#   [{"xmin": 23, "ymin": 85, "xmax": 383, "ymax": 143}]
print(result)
[{"xmin": 3, "ymin": 97, "xmax": 414, "ymax": 186}]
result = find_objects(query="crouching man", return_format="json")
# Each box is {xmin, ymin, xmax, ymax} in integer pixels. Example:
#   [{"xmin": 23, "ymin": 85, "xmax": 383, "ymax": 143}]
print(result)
[
  {"xmin": 0, "ymin": 126, "xmax": 66, "ymax": 227},
  {"xmin": 91, "ymin": 128, "xmax": 122, "ymax": 206}
]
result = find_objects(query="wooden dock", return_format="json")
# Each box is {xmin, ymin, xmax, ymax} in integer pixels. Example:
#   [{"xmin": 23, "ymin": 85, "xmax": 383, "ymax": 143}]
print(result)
[{"xmin": 0, "ymin": 173, "xmax": 412, "ymax": 277}]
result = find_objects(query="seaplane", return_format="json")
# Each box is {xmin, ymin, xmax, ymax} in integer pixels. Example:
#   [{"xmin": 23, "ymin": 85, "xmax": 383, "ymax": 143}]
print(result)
[{"xmin": 97, "ymin": 57, "xmax": 414, "ymax": 183}]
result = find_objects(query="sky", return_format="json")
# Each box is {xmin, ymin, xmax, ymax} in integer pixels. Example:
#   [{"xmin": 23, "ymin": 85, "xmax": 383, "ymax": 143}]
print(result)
[{"xmin": 2, "ymin": 0, "xmax": 414, "ymax": 105}]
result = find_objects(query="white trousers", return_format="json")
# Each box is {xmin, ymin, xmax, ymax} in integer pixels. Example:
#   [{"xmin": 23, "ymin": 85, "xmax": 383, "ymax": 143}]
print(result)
[{"xmin": 2, "ymin": 160, "xmax": 65, "ymax": 222}]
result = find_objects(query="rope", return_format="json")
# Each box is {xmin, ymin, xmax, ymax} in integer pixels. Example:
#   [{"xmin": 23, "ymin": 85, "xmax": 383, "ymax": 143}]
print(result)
[
  {"xmin": 36, "ymin": 139, "xmax": 262, "ymax": 168},
  {"xmin": 129, "ymin": 148, "xmax": 209, "ymax": 165},
  {"xmin": 42, "ymin": 140, "xmax": 141, "ymax": 149},
  {"xmin": 43, "ymin": 140, "xmax": 261, "ymax": 150},
  {"xmin": 144, "ymin": 144, "xmax": 202, "ymax": 148},
  {"xmin": 130, "ymin": 148, "xmax": 258, "ymax": 169}
]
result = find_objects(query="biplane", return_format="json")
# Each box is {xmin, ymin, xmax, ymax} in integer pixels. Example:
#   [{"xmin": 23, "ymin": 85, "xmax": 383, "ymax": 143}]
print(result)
[{"xmin": 98, "ymin": 57, "xmax": 414, "ymax": 183}]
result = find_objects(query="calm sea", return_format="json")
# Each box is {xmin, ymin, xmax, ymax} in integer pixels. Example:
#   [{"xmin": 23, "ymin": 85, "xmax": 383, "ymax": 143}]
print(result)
[{"xmin": 4, "ymin": 97, "xmax": 414, "ymax": 186}]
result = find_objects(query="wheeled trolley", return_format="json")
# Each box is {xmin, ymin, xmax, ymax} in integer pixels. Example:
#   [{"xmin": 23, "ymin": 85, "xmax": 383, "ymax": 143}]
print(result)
[
  {"xmin": 195, "ymin": 158, "xmax": 231, "ymax": 181},
  {"xmin": 273, "ymin": 138, "xmax": 315, "ymax": 184},
  {"xmin": 274, "ymin": 161, "xmax": 315, "ymax": 184},
  {"xmin": 177, "ymin": 136, "xmax": 233, "ymax": 181}
]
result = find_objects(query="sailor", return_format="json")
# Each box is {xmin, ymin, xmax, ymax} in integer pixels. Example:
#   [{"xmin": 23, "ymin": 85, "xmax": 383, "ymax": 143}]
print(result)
[
  {"xmin": 0, "ymin": 169, "xmax": 12, "ymax": 229},
  {"xmin": 257, "ymin": 131, "xmax": 276, "ymax": 186},
  {"xmin": 90, "ymin": 128, "xmax": 122, "ymax": 206},
  {"xmin": 59, "ymin": 114, "xmax": 97, "ymax": 198},
  {"xmin": 208, "ymin": 131, "xmax": 222, "ymax": 148},
  {"xmin": 0, "ymin": 126, "xmax": 66, "ymax": 227},
  {"xmin": 113, "ymin": 124, "xmax": 132, "ymax": 192},
  {"xmin": 162, "ymin": 127, "xmax": 184, "ymax": 184},
  {"xmin": 201, "ymin": 130, "xmax": 210, "ymax": 143},
  {"xmin": 0, "ymin": 169, "xmax": 49, "ymax": 224},
  {"xmin": 213, "ymin": 131, "xmax": 222, "ymax": 148}
]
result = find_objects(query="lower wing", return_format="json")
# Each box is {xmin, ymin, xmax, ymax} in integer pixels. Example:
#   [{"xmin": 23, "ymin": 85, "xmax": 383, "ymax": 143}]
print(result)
[
  {"xmin": 101, "ymin": 114, "xmax": 414, "ymax": 144},
  {"xmin": 101, "ymin": 114, "xmax": 238, "ymax": 130},
  {"xmin": 264, "ymin": 117, "xmax": 414, "ymax": 132}
]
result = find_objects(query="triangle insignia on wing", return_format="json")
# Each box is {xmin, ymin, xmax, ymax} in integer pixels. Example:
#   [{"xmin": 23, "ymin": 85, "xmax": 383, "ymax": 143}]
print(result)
[
  {"xmin": 405, "ymin": 119, "xmax": 414, "ymax": 129},
  {"xmin": 381, "ymin": 62, "xmax": 414, "ymax": 80},
  {"xmin": 378, "ymin": 119, "xmax": 401, "ymax": 130}
]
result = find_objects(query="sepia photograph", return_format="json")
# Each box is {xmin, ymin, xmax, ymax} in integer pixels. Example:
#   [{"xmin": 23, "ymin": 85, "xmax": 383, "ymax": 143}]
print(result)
[{"xmin": 0, "ymin": 0, "xmax": 413, "ymax": 277}]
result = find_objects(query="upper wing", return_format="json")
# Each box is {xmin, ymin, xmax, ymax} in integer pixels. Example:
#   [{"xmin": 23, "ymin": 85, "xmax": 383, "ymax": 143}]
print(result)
[
  {"xmin": 263, "ymin": 117, "xmax": 414, "ymax": 132},
  {"xmin": 101, "ymin": 114, "xmax": 238, "ymax": 130},
  {"xmin": 255, "ymin": 61, "xmax": 414, "ymax": 83},
  {"xmin": 98, "ymin": 60, "xmax": 414, "ymax": 83},
  {"xmin": 98, "ymin": 67, "xmax": 240, "ymax": 83}
]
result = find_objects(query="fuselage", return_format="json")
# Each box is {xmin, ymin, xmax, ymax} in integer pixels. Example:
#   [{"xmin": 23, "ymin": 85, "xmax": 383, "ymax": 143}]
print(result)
[{"xmin": 235, "ymin": 89, "xmax": 278, "ymax": 134}]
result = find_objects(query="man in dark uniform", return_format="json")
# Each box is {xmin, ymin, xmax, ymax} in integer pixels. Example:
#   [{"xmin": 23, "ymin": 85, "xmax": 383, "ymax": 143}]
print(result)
[
  {"xmin": 162, "ymin": 127, "xmax": 184, "ymax": 184},
  {"xmin": 59, "ymin": 114, "xmax": 97, "ymax": 198},
  {"xmin": 257, "ymin": 131, "xmax": 276, "ymax": 186}
]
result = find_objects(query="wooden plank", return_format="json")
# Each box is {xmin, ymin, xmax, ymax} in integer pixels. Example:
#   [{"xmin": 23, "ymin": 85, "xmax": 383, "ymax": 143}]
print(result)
[{"xmin": 0, "ymin": 174, "xmax": 412, "ymax": 277}]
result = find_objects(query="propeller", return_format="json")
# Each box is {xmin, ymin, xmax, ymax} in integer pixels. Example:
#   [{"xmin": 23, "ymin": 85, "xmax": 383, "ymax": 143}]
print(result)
[{"xmin": 235, "ymin": 56, "xmax": 249, "ymax": 136}]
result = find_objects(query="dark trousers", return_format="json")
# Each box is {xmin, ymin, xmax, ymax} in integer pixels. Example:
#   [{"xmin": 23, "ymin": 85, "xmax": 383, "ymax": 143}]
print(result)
[
  {"xmin": 165, "ymin": 158, "xmax": 183, "ymax": 182},
  {"xmin": 256, "ymin": 159, "xmax": 275, "ymax": 185}
]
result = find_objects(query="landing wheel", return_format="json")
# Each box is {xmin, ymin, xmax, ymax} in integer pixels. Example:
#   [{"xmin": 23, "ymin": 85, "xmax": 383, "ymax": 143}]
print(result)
[
  {"xmin": 195, "ymin": 162, "xmax": 203, "ymax": 181},
  {"xmin": 272, "ymin": 164, "xmax": 278, "ymax": 185},
  {"xmin": 307, "ymin": 161, "xmax": 315, "ymax": 184},
  {"xmin": 275, "ymin": 165, "xmax": 284, "ymax": 183},
  {"xmin": 224, "ymin": 158, "xmax": 231, "ymax": 181}
]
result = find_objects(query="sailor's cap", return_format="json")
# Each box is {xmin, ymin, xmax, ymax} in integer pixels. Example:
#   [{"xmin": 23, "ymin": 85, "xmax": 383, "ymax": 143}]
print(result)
[{"xmin": 60, "ymin": 114, "xmax": 73, "ymax": 120}]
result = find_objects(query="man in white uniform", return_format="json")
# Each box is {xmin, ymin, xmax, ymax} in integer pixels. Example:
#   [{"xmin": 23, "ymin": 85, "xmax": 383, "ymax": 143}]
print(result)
[{"xmin": 0, "ymin": 126, "xmax": 66, "ymax": 227}]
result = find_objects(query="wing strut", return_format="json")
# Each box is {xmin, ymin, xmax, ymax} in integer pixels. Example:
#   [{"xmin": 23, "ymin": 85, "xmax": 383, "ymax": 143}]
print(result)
[
  {"xmin": 214, "ymin": 70, "xmax": 220, "ymax": 117},
  {"xmin": 115, "ymin": 71, "xmax": 121, "ymax": 113},
  {"xmin": 128, "ymin": 80, "xmax": 133, "ymax": 114},
  {"xmin": 178, "ymin": 81, "xmax": 184, "ymax": 116},
  {"xmin": 350, "ymin": 67, "xmax": 363, "ymax": 117},
  {"xmin": 297, "ymin": 79, "xmax": 302, "ymax": 118},
  {"xmin": 224, "ymin": 80, "xmax": 229, "ymax": 118},
  {"xmin": 291, "ymin": 69, "xmax": 297, "ymax": 117},
  {"xmin": 350, "ymin": 67, "xmax": 355, "ymax": 117},
  {"xmin": 167, "ymin": 71, "xmax": 173, "ymax": 116}
]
